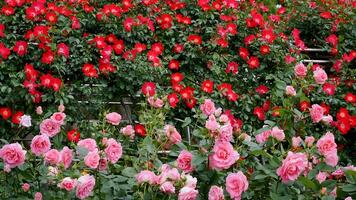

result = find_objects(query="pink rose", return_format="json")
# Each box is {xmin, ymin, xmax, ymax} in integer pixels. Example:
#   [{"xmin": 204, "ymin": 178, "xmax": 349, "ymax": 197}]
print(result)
[
  {"xmin": 276, "ymin": 151, "xmax": 308, "ymax": 183},
  {"xmin": 313, "ymin": 67, "xmax": 328, "ymax": 84},
  {"xmin": 148, "ymin": 97, "xmax": 164, "ymax": 108},
  {"xmin": 206, "ymin": 115, "xmax": 219, "ymax": 132},
  {"xmin": 40, "ymin": 119, "xmax": 61, "ymax": 137},
  {"xmin": 316, "ymin": 171, "xmax": 327, "ymax": 183},
  {"xmin": 209, "ymin": 142, "xmax": 239, "ymax": 170},
  {"xmin": 58, "ymin": 104, "xmax": 65, "ymax": 112},
  {"xmin": 20, "ymin": 115, "xmax": 32, "ymax": 127},
  {"xmin": 120, "ymin": 125, "xmax": 135, "ymax": 139},
  {"xmin": 226, "ymin": 171, "xmax": 249, "ymax": 200},
  {"xmin": 77, "ymin": 138, "xmax": 98, "ymax": 152},
  {"xmin": 84, "ymin": 151, "xmax": 100, "ymax": 169},
  {"xmin": 217, "ymin": 124, "xmax": 233, "ymax": 142},
  {"xmin": 310, "ymin": 104, "xmax": 324, "ymax": 123},
  {"xmin": 292, "ymin": 136, "xmax": 302, "ymax": 148},
  {"xmin": 177, "ymin": 150, "xmax": 193, "ymax": 173},
  {"xmin": 305, "ymin": 136, "xmax": 315, "ymax": 147},
  {"xmin": 331, "ymin": 168, "xmax": 344, "ymax": 178},
  {"xmin": 58, "ymin": 177, "xmax": 77, "ymax": 191},
  {"xmin": 344, "ymin": 165, "xmax": 356, "ymax": 171},
  {"xmin": 36, "ymin": 106, "xmax": 43, "ymax": 115},
  {"xmin": 50, "ymin": 112, "xmax": 66, "ymax": 125},
  {"xmin": 200, "ymin": 99, "xmax": 216, "ymax": 116},
  {"xmin": 178, "ymin": 186, "xmax": 199, "ymax": 200},
  {"xmin": 184, "ymin": 175, "xmax": 197, "ymax": 188},
  {"xmin": 321, "ymin": 115, "xmax": 333, "ymax": 124},
  {"xmin": 44, "ymin": 149, "xmax": 61, "ymax": 165},
  {"xmin": 316, "ymin": 132, "xmax": 337, "ymax": 156},
  {"xmin": 76, "ymin": 175, "xmax": 96, "ymax": 200},
  {"xmin": 294, "ymin": 63, "xmax": 307, "ymax": 77},
  {"xmin": 256, "ymin": 130, "xmax": 271, "ymax": 144},
  {"xmin": 208, "ymin": 185, "xmax": 224, "ymax": 200},
  {"xmin": 105, "ymin": 112, "xmax": 122, "ymax": 125},
  {"xmin": 60, "ymin": 146, "xmax": 73, "ymax": 169},
  {"xmin": 31, "ymin": 134, "xmax": 51, "ymax": 156},
  {"xmin": 22, "ymin": 183, "xmax": 30, "ymax": 192},
  {"xmin": 160, "ymin": 181, "xmax": 175, "ymax": 194},
  {"xmin": 324, "ymin": 152, "xmax": 338, "ymax": 167},
  {"xmin": 345, "ymin": 197, "xmax": 352, "ymax": 200},
  {"xmin": 285, "ymin": 86, "xmax": 297, "ymax": 96},
  {"xmin": 34, "ymin": 192, "xmax": 42, "ymax": 200},
  {"xmin": 99, "ymin": 158, "xmax": 108, "ymax": 171},
  {"xmin": 136, "ymin": 170, "xmax": 158, "ymax": 185},
  {"xmin": 0, "ymin": 143, "xmax": 26, "ymax": 169},
  {"xmin": 165, "ymin": 125, "xmax": 182, "ymax": 144},
  {"xmin": 104, "ymin": 138, "xmax": 122, "ymax": 164},
  {"xmin": 271, "ymin": 127, "xmax": 285, "ymax": 141}
]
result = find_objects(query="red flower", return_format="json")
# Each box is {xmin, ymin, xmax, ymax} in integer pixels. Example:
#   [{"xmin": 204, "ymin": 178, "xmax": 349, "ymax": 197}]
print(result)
[
  {"xmin": 123, "ymin": 17, "xmax": 136, "ymax": 32},
  {"xmin": 11, "ymin": 111, "xmax": 24, "ymax": 125},
  {"xmin": 337, "ymin": 119, "xmax": 350, "ymax": 135},
  {"xmin": 173, "ymin": 44, "xmax": 184, "ymax": 53},
  {"xmin": 45, "ymin": 12, "xmax": 58, "ymax": 24},
  {"xmin": 226, "ymin": 90, "xmax": 238, "ymax": 101},
  {"xmin": 262, "ymin": 100, "xmax": 271, "ymax": 112},
  {"xmin": 239, "ymin": 47, "xmax": 249, "ymax": 60},
  {"xmin": 168, "ymin": 59, "xmax": 180, "ymax": 70},
  {"xmin": 57, "ymin": 43, "xmax": 70, "ymax": 58},
  {"xmin": 299, "ymin": 101, "xmax": 310, "ymax": 112},
  {"xmin": 247, "ymin": 56, "xmax": 260, "ymax": 69},
  {"xmin": 255, "ymin": 85, "xmax": 269, "ymax": 95},
  {"xmin": 67, "ymin": 129, "xmax": 80, "ymax": 143},
  {"xmin": 344, "ymin": 92, "xmax": 356, "ymax": 103},
  {"xmin": 82, "ymin": 63, "xmax": 98, "ymax": 78},
  {"xmin": 113, "ymin": 40, "xmax": 125, "ymax": 55},
  {"xmin": 336, "ymin": 108, "xmax": 350, "ymax": 121},
  {"xmin": 320, "ymin": 12, "xmax": 333, "ymax": 19},
  {"xmin": 217, "ymin": 83, "xmax": 232, "ymax": 95},
  {"xmin": 0, "ymin": 24, "xmax": 5, "ymax": 38},
  {"xmin": 40, "ymin": 74, "xmax": 53, "ymax": 88},
  {"xmin": 0, "ymin": 107, "xmax": 12, "ymax": 120},
  {"xmin": 253, "ymin": 107, "xmax": 265, "ymax": 121},
  {"xmin": 151, "ymin": 43, "xmax": 164, "ymax": 55},
  {"xmin": 134, "ymin": 124, "xmax": 146, "ymax": 137},
  {"xmin": 51, "ymin": 78, "xmax": 62, "ymax": 92},
  {"xmin": 134, "ymin": 43, "xmax": 147, "ymax": 53},
  {"xmin": 0, "ymin": 43, "xmax": 11, "ymax": 60},
  {"xmin": 171, "ymin": 72, "xmax": 184, "ymax": 83},
  {"xmin": 41, "ymin": 51, "xmax": 55, "ymax": 64},
  {"xmin": 322, "ymin": 83, "xmax": 336, "ymax": 96},
  {"xmin": 187, "ymin": 35, "xmax": 202, "ymax": 45},
  {"xmin": 24, "ymin": 64, "xmax": 38, "ymax": 81},
  {"xmin": 261, "ymin": 29, "xmax": 276, "ymax": 44},
  {"xmin": 325, "ymin": 34, "xmax": 338, "ymax": 47},
  {"xmin": 201, "ymin": 80, "xmax": 214, "ymax": 93},
  {"xmin": 244, "ymin": 34, "xmax": 255, "ymax": 46},
  {"xmin": 320, "ymin": 103, "xmax": 330, "ymax": 115},
  {"xmin": 185, "ymin": 98, "xmax": 197, "ymax": 109},
  {"xmin": 13, "ymin": 41, "xmax": 28, "ymax": 56},
  {"xmin": 167, "ymin": 93, "xmax": 179, "ymax": 108},
  {"xmin": 260, "ymin": 45, "xmax": 270, "ymax": 55},
  {"xmin": 226, "ymin": 61, "xmax": 238, "ymax": 74},
  {"xmin": 180, "ymin": 86, "xmax": 194, "ymax": 99},
  {"xmin": 141, "ymin": 82, "xmax": 156, "ymax": 96},
  {"xmin": 172, "ymin": 83, "xmax": 183, "ymax": 92},
  {"xmin": 272, "ymin": 107, "xmax": 281, "ymax": 117}
]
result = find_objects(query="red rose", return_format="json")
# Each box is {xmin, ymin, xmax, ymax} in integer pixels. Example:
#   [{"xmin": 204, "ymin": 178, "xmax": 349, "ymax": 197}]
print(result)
[
  {"xmin": 67, "ymin": 129, "xmax": 80, "ymax": 143},
  {"xmin": 134, "ymin": 124, "xmax": 146, "ymax": 137}
]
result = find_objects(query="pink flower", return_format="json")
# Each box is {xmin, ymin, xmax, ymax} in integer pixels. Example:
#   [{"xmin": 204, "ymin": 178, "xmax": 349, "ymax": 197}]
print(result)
[
  {"xmin": 292, "ymin": 136, "xmax": 302, "ymax": 148},
  {"xmin": 160, "ymin": 181, "xmax": 175, "ymax": 194},
  {"xmin": 104, "ymin": 138, "xmax": 122, "ymax": 164},
  {"xmin": 305, "ymin": 136, "xmax": 315, "ymax": 147},
  {"xmin": 255, "ymin": 130, "xmax": 271, "ymax": 144},
  {"xmin": 208, "ymin": 185, "xmax": 224, "ymax": 200},
  {"xmin": 36, "ymin": 106, "xmax": 43, "ymax": 115},
  {"xmin": 58, "ymin": 177, "xmax": 77, "ymax": 191},
  {"xmin": 313, "ymin": 67, "xmax": 328, "ymax": 85},
  {"xmin": 209, "ymin": 142, "xmax": 239, "ymax": 170},
  {"xmin": 0, "ymin": 143, "xmax": 26, "ymax": 169},
  {"xmin": 77, "ymin": 138, "xmax": 98, "ymax": 152},
  {"xmin": 120, "ymin": 125, "xmax": 135, "ymax": 139},
  {"xmin": 324, "ymin": 152, "xmax": 338, "ymax": 167},
  {"xmin": 165, "ymin": 125, "xmax": 182, "ymax": 144},
  {"xmin": 84, "ymin": 151, "xmax": 100, "ymax": 169},
  {"xmin": 294, "ymin": 63, "xmax": 307, "ymax": 77},
  {"xmin": 200, "ymin": 99, "xmax": 216, "ymax": 116},
  {"xmin": 58, "ymin": 104, "xmax": 65, "ymax": 112},
  {"xmin": 31, "ymin": 134, "xmax": 51, "ymax": 156},
  {"xmin": 345, "ymin": 197, "xmax": 352, "ymax": 200},
  {"xmin": 60, "ymin": 146, "xmax": 73, "ymax": 169},
  {"xmin": 50, "ymin": 112, "xmax": 66, "ymax": 125},
  {"xmin": 34, "ymin": 192, "xmax": 42, "ymax": 200},
  {"xmin": 105, "ymin": 112, "xmax": 122, "ymax": 125},
  {"xmin": 217, "ymin": 124, "xmax": 233, "ymax": 142},
  {"xmin": 285, "ymin": 86, "xmax": 296, "ymax": 96},
  {"xmin": 40, "ymin": 119, "xmax": 61, "ymax": 137},
  {"xmin": 321, "ymin": 115, "xmax": 333, "ymax": 124},
  {"xmin": 177, "ymin": 150, "xmax": 193, "ymax": 173},
  {"xmin": 167, "ymin": 168, "xmax": 181, "ymax": 181},
  {"xmin": 344, "ymin": 165, "xmax": 356, "ymax": 171},
  {"xmin": 76, "ymin": 175, "xmax": 96, "ymax": 200},
  {"xmin": 271, "ymin": 127, "xmax": 285, "ymax": 141},
  {"xmin": 310, "ymin": 104, "xmax": 324, "ymax": 123},
  {"xmin": 276, "ymin": 151, "xmax": 308, "ymax": 183},
  {"xmin": 316, "ymin": 132, "xmax": 337, "ymax": 156},
  {"xmin": 148, "ymin": 97, "xmax": 164, "ymax": 108},
  {"xmin": 332, "ymin": 168, "xmax": 344, "ymax": 177},
  {"xmin": 206, "ymin": 115, "xmax": 219, "ymax": 132},
  {"xmin": 184, "ymin": 175, "xmax": 197, "ymax": 188},
  {"xmin": 316, "ymin": 171, "xmax": 327, "ymax": 183},
  {"xmin": 136, "ymin": 170, "xmax": 158, "ymax": 185},
  {"xmin": 44, "ymin": 149, "xmax": 61, "ymax": 165},
  {"xmin": 99, "ymin": 158, "xmax": 108, "ymax": 171},
  {"xmin": 178, "ymin": 186, "xmax": 199, "ymax": 200},
  {"xmin": 226, "ymin": 171, "xmax": 249, "ymax": 200},
  {"xmin": 22, "ymin": 183, "xmax": 30, "ymax": 192},
  {"xmin": 20, "ymin": 115, "xmax": 32, "ymax": 127}
]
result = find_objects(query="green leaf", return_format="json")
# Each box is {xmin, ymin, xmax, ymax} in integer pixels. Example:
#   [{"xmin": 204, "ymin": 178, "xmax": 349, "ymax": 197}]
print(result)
[
  {"xmin": 298, "ymin": 176, "xmax": 318, "ymax": 191},
  {"xmin": 192, "ymin": 153, "xmax": 206, "ymax": 166},
  {"xmin": 121, "ymin": 167, "xmax": 137, "ymax": 178},
  {"xmin": 182, "ymin": 117, "xmax": 192, "ymax": 127},
  {"xmin": 341, "ymin": 184, "xmax": 356, "ymax": 192}
]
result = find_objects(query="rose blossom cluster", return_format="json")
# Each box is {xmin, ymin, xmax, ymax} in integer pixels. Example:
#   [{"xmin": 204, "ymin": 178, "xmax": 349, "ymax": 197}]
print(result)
[
  {"xmin": 316, "ymin": 132, "xmax": 338, "ymax": 167},
  {"xmin": 310, "ymin": 104, "xmax": 333, "ymax": 124},
  {"xmin": 255, "ymin": 126, "xmax": 285, "ymax": 144}
]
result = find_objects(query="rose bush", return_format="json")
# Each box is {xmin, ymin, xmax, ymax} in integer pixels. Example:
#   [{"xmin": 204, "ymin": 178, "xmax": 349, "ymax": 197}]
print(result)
[{"xmin": 0, "ymin": 0, "xmax": 355, "ymax": 199}]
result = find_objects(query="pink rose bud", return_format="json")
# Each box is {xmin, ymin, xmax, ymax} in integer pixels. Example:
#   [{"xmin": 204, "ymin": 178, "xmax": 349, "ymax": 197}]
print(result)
[
  {"xmin": 58, "ymin": 104, "xmax": 65, "ymax": 112},
  {"xmin": 34, "ymin": 192, "xmax": 42, "ymax": 200},
  {"xmin": 285, "ymin": 86, "xmax": 297, "ymax": 96},
  {"xmin": 36, "ymin": 106, "xmax": 43, "ymax": 115},
  {"xmin": 22, "ymin": 183, "xmax": 30, "ymax": 192}
]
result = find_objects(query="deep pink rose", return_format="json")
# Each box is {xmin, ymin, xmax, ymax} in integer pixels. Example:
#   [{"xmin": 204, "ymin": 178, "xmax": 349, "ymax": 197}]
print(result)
[
  {"xmin": 50, "ymin": 112, "xmax": 66, "ymax": 125},
  {"xmin": 31, "ymin": 134, "xmax": 51, "ymax": 156},
  {"xmin": 276, "ymin": 151, "xmax": 308, "ymax": 183},
  {"xmin": 58, "ymin": 177, "xmax": 77, "ymax": 191},
  {"xmin": 0, "ymin": 143, "xmax": 26, "ymax": 169},
  {"xmin": 178, "ymin": 186, "xmax": 199, "ymax": 200},
  {"xmin": 160, "ymin": 181, "xmax": 175, "ymax": 194},
  {"xmin": 200, "ymin": 99, "xmax": 216, "ymax": 116},
  {"xmin": 294, "ymin": 63, "xmax": 307, "ymax": 77},
  {"xmin": 84, "ymin": 151, "xmax": 100, "ymax": 169},
  {"xmin": 105, "ymin": 112, "xmax": 122, "ymax": 125},
  {"xmin": 136, "ymin": 170, "xmax": 158, "ymax": 185},
  {"xmin": 285, "ymin": 86, "xmax": 296, "ymax": 96},
  {"xmin": 76, "ymin": 175, "xmax": 96, "ymax": 200},
  {"xmin": 209, "ymin": 142, "xmax": 239, "ymax": 170},
  {"xmin": 104, "ymin": 138, "xmax": 122, "ymax": 164},
  {"xmin": 44, "ymin": 149, "xmax": 61, "ymax": 165},
  {"xmin": 316, "ymin": 132, "xmax": 337, "ymax": 156},
  {"xmin": 77, "ymin": 138, "xmax": 98, "ymax": 152},
  {"xmin": 60, "ymin": 146, "xmax": 73, "ymax": 169},
  {"xmin": 34, "ymin": 192, "xmax": 42, "ymax": 200},
  {"xmin": 165, "ymin": 125, "xmax": 182, "ymax": 144},
  {"xmin": 255, "ymin": 130, "xmax": 271, "ymax": 144},
  {"xmin": 271, "ymin": 127, "xmax": 285, "ymax": 141},
  {"xmin": 313, "ymin": 67, "xmax": 328, "ymax": 84},
  {"xmin": 226, "ymin": 171, "xmax": 249, "ymax": 200},
  {"xmin": 22, "ymin": 183, "xmax": 30, "ymax": 192},
  {"xmin": 208, "ymin": 185, "xmax": 224, "ymax": 200},
  {"xmin": 310, "ymin": 104, "xmax": 324, "ymax": 123},
  {"xmin": 40, "ymin": 119, "xmax": 61, "ymax": 137},
  {"xmin": 177, "ymin": 150, "xmax": 193, "ymax": 173}
]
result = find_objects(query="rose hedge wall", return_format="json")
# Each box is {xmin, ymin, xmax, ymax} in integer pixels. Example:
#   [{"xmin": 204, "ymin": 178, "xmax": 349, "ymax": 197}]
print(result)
[{"xmin": 0, "ymin": 0, "xmax": 355, "ymax": 200}]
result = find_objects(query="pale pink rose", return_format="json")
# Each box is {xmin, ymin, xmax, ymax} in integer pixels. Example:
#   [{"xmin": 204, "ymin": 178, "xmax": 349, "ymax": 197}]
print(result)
[
  {"xmin": 36, "ymin": 106, "xmax": 43, "ymax": 115},
  {"xmin": 177, "ymin": 150, "xmax": 193, "ymax": 173},
  {"xmin": 50, "ymin": 112, "xmax": 66, "ymax": 125},
  {"xmin": 316, "ymin": 171, "xmax": 327, "ymax": 183},
  {"xmin": 310, "ymin": 104, "xmax": 324, "ymax": 123},
  {"xmin": 60, "ymin": 146, "xmax": 73, "ymax": 169},
  {"xmin": 98, "ymin": 158, "xmax": 107, "ymax": 171},
  {"xmin": 178, "ymin": 186, "xmax": 199, "ymax": 200},
  {"xmin": 105, "ymin": 112, "xmax": 122, "ymax": 125},
  {"xmin": 22, "ymin": 183, "xmax": 30, "ymax": 192},
  {"xmin": 40, "ymin": 119, "xmax": 61, "ymax": 137},
  {"xmin": 316, "ymin": 132, "xmax": 337, "ymax": 156},
  {"xmin": 294, "ymin": 63, "xmax": 307, "ymax": 77},
  {"xmin": 344, "ymin": 165, "xmax": 356, "ymax": 171},
  {"xmin": 34, "ymin": 192, "xmax": 42, "ymax": 200},
  {"xmin": 20, "ymin": 115, "xmax": 32, "ymax": 127},
  {"xmin": 77, "ymin": 138, "xmax": 98, "ymax": 152},
  {"xmin": 292, "ymin": 136, "xmax": 302, "ymax": 148},
  {"xmin": 31, "ymin": 134, "xmax": 51, "ymax": 156},
  {"xmin": 44, "ymin": 149, "xmax": 61, "ymax": 165},
  {"xmin": 226, "ymin": 171, "xmax": 249, "ymax": 200},
  {"xmin": 184, "ymin": 175, "xmax": 197, "ymax": 188},
  {"xmin": 58, "ymin": 177, "xmax": 77, "ymax": 191},
  {"xmin": 76, "ymin": 175, "xmax": 96, "ymax": 200},
  {"xmin": 217, "ymin": 124, "xmax": 233, "ymax": 142},
  {"xmin": 345, "ymin": 197, "xmax": 353, "ymax": 200},
  {"xmin": 0, "ymin": 143, "xmax": 26, "ymax": 169},
  {"xmin": 332, "ymin": 168, "xmax": 344, "ymax": 178},
  {"xmin": 313, "ymin": 67, "xmax": 328, "ymax": 84},
  {"xmin": 208, "ymin": 185, "xmax": 224, "ymax": 200},
  {"xmin": 136, "ymin": 170, "xmax": 158, "ymax": 185},
  {"xmin": 200, "ymin": 99, "xmax": 216, "ymax": 116},
  {"xmin": 312, "ymin": 155, "xmax": 320, "ymax": 165},
  {"xmin": 167, "ymin": 168, "xmax": 181, "ymax": 181},
  {"xmin": 148, "ymin": 97, "xmax": 164, "ymax": 108},
  {"xmin": 240, "ymin": 133, "xmax": 251, "ymax": 142},
  {"xmin": 324, "ymin": 152, "xmax": 338, "ymax": 167},
  {"xmin": 160, "ymin": 181, "xmax": 175, "ymax": 194},
  {"xmin": 121, "ymin": 125, "xmax": 135, "ymax": 139},
  {"xmin": 4, "ymin": 165, "xmax": 11, "ymax": 173},
  {"xmin": 305, "ymin": 136, "xmax": 315, "ymax": 147},
  {"xmin": 214, "ymin": 108, "xmax": 222, "ymax": 117},
  {"xmin": 285, "ymin": 86, "xmax": 297, "ymax": 96},
  {"xmin": 47, "ymin": 166, "xmax": 59, "ymax": 176},
  {"xmin": 321, "ymin": 115, "xmax": 333, "ymax": 124},
  {"xmin": 84, "ymin": 151, "xmax": 100, "ymax": 169},
  {"xmin": 219, "ymin": 114, "xmax": 230, "ymax": 124},
  {"xmin": 276, "ymin": 151, "xmax": 308, "ymax": 183},
  {"xmin": 271, "ymin": 127, "xmax": 285, "ymax": 141},
  {"xmin": 330, "ymin": 187, "xmax": 337, "ymax": 197},
  {"xmin": 104, "ymin": 138, "xmax": 122, "ymax": 164},
  {"xmin": 165, "ymin": 125, "xmax": 182, "ymax": 144},
  {"xmin": 58, "ymin": 104, "xmax": 65, "ymax": 112},
  {"xmin": 160, "ymin": 164, "xmax": 171, "ymax": 172},
  {"xmin": 209, "ymin": 142, "xmax": 239, "ymax": 170},
  {"xmin": 206, "ymin": 115, "xmax": 219, "ymax": 132},
  {"xmin": 255, "ymin": 130, "xmax": 271, "ymax": 144}
]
